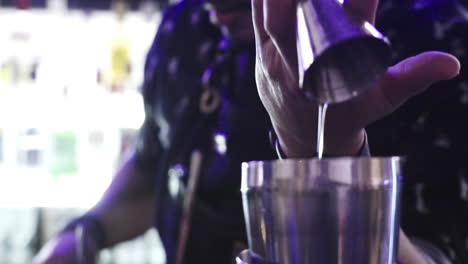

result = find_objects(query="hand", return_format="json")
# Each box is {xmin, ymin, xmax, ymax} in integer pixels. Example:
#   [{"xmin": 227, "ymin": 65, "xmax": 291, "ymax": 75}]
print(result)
[
  {"xmin": 252, "ymin": 0, "xmax": 460, "ymax": 158},
  {"xmin": 33, "ymin": 231, "xmax": 98, "ymax": 264}
]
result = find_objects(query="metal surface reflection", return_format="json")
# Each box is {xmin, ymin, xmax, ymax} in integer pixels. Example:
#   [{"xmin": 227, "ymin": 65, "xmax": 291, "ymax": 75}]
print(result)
[
  {"xmin": 297, "ymin": 0, "xmax": 392, "ymax": 103},
  {"xmin": 241, "ymin": 157, "xmax": 401, "ymax": 264}
]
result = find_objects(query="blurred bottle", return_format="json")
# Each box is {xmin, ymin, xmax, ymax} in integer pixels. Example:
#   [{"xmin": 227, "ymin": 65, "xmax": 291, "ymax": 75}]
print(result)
[
  {"xmin": 107, "ymin": 0, "xmax": 131, "ymax": 93},
  {"xmin": 109, "ymin": 26, "xmax": 131, "ymax": 93},
  {"xmin": 0, "ymin": 63, "xmax": 11, "ymax": 84},
  {"xmin": 16, "ymin": 128, "xmax": 44, "ymax": 168},
  {"xmin": 47, "ymin": 130, "xmax": 78, "ymax": 179},
  {"xmin": 0, "ymin": 128, "xmax": 4, "ymax": 165}
]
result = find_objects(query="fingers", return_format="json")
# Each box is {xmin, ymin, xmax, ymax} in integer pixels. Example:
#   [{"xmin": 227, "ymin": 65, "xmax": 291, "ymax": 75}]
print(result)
[
  {"xmin": 253, "ymin": 0, "xmax": 378, "ymax": 80},
  {"xmin": 343, "ymin": 0, "xmax": 379, "ymax": 24},
  {"xmin": 263, "ymin": 0, "xmax": 296, "ymax": 41},
  {"xmin": 251, "ymin": 0, "xmax": 268, "ymax": 47},
  {"xmin": 383, "ymin": 51, "xmax": 460, "ymax": 108},
  {"xmin": 359, "ymin": 51, "xmax": 460, "ymax": 124},
  {"xmin": 265, "ymin": 0, "xmax": 298, "ymax": 69},
  {"xmin": 251, "ymin": 0, "xmax": 298, "ymax": 80},
  {"xmin": 252, "ymin": 0, "xmax": 296, "ymax": 45}
]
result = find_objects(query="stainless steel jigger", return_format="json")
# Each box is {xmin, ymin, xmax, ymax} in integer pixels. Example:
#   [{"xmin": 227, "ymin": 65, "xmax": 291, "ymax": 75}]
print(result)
[
  {"xmin": 239, "ymin": 158, "xmax": 401, "ymax": 264},
  {"xmin": 297, "ymin": 0, "xmax": 392, "ymax": 103}
]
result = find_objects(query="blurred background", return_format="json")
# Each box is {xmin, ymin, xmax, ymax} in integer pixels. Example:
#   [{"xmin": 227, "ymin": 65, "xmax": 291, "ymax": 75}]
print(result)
[{"xmin": 0, "ymin": 0, "xmax": 172, "ymax": 262}]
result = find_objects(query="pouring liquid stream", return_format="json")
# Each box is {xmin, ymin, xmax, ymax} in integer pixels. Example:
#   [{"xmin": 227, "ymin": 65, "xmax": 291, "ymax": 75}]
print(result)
[{"xmin": 317, "ymin": 103, "xmax": 328, "ymax": 159}]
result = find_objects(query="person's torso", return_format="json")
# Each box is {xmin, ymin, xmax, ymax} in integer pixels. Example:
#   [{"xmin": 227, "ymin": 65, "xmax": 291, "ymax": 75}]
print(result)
[{"xmin": 143, "ymin": 2, "xmax": 276, "ymax": 263}]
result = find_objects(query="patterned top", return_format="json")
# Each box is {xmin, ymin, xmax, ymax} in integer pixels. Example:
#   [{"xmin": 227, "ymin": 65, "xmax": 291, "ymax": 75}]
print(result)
[
  {"xmin": 369, "ymin": 0, "xmax": 468, "ymax": 263},
  {"xmin": 134, "ymin": 1, "xmax": 275, "ymax": 263},
  {"xmin": 135, "ymin": 0, "xmax": 468, "ymax": 263}
]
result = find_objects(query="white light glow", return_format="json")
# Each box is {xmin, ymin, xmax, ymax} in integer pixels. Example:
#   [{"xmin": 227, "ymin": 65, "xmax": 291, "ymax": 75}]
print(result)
[
  {"xmin": 0, "ymin": 8, "xmax": 159, "ymax": 208},
  {"xmin": 296, "ymin": 6, "xmax": 314, "ymax": 87},
  {"xmin": 363, "ymin": 21, "xmax": 384, "ymax": 39}
]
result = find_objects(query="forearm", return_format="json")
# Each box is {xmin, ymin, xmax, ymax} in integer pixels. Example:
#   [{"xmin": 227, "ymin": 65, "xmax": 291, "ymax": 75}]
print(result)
[
  {"xmin": 89, "ymin": 197, "xmax": 155, "ymax": 247},
  {"xmin": 86, "ymin": 153, "xmax": 156, "ymax": 247}
]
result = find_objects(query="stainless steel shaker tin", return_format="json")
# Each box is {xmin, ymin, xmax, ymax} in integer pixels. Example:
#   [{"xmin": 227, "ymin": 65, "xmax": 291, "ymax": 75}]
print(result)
[{"xmin": 241, "ymin": 157, "xmax": 401, "ymax": 264}]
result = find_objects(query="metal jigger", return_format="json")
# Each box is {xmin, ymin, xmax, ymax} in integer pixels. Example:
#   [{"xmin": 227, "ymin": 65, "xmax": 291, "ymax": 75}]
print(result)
[
  {"xmin": 297, "ymin": 0, "xmax": 392, "ymax": 103},
  {"xmin": 240, "ymin": 158, "xmax": 401, "ymax": 264}
]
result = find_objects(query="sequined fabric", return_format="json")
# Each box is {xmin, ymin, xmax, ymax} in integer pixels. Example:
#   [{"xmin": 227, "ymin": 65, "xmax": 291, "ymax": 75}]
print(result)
[{"xmin": 134, "ymin": 1, "xmax": 275, "ymax": 263}]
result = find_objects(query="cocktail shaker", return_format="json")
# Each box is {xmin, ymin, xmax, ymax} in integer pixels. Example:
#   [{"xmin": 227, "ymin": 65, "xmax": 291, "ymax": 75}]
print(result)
[{"xmin": 240, "ymin": 157, "xmax": 401, "ymax": 264}]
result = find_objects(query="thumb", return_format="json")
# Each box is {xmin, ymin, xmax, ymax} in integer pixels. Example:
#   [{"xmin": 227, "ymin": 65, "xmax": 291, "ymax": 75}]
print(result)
[{"xmin": 360, "ymin": 51, "xmax": 460, "ymax": 123}]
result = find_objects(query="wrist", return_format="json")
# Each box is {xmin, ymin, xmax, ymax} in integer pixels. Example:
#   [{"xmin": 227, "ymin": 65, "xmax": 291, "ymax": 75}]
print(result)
[
  {"xmin": 61, "ymin": 214, "xmax": 108, "ymax": 250},
  {"xmin": 272, "ymin": 123, "xmax": 366, "ymax": 158},
  {"xmin": 322, "ymin": 129, "xmax": 366, "ymax": 156}
]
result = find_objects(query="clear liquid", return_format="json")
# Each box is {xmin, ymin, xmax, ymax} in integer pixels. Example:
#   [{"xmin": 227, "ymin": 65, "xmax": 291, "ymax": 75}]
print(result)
[{"xmin": 317, "ymin": 103, "xmax": 328, "ymax": 159}]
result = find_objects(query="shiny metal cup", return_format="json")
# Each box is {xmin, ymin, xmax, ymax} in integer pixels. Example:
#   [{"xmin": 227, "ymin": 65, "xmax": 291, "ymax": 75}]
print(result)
[
  {"xmin": 297, "ymin": 0, "xmax": 392, "ymax": 103},
  {"xmin": 241, "ymin": 157, "xmax": 401, "ymax": 264}
]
